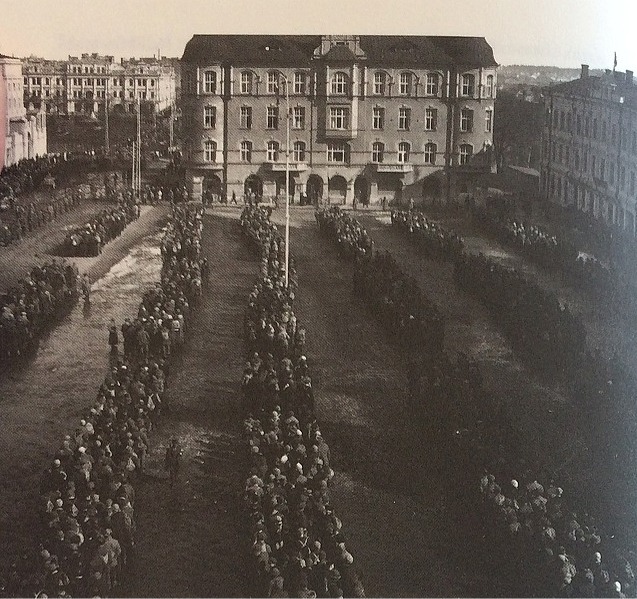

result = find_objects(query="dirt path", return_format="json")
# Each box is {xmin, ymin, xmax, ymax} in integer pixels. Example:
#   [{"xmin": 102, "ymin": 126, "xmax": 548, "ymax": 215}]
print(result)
[{"xmin": 120, "ymin": 213, "xmax": 250, "ymax": 597}]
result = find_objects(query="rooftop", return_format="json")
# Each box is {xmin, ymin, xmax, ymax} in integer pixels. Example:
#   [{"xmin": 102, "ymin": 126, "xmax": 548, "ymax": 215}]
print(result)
[{"xmin": 181, "ymin": 34, "xmax": 498, "ymax": 68}]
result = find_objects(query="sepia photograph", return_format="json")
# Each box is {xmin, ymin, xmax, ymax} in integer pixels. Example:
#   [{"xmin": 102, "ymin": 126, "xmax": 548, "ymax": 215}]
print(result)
[{"xmin": 0, "ymin": 0, "xmax": 635, "ymax": 596}]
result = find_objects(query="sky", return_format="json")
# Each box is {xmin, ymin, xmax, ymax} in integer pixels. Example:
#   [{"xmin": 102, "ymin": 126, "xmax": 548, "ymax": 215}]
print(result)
[{"xmin": 0, "ymin": 0, "xmax": 634, "ymax": 69}]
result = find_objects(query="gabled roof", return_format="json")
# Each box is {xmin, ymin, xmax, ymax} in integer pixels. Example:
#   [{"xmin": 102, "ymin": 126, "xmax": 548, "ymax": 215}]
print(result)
[{"xmin": 181, "ymin": 35, "xmax": 498, "ymax": 69}]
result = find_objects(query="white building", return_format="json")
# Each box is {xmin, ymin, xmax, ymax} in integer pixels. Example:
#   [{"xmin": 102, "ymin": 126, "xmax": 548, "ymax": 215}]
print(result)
[{"xmin": 1, "ymin": 54, "xmax": 47, "ymax": 169}]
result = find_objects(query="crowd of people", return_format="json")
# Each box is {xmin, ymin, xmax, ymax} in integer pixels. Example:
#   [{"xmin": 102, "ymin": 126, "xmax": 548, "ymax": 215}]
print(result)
[
  {"xmin": 313, "ymin": 206, "xmax": 637, "ymax": 597},
  {"xmin": 0, "ymin": 151, "xmax": 120, "ymax": 201},
  {"xmin": 0, "ymin": 260, "xmax": 79, "ymax": 365},
  {"xmin": 1, "ymin": 203, "xmax": 206, "ymax": 598},
  {"xmin": 391, "ymin": 209, "xmax": 464, "ymax": 262},
  {"xmin": 472, "ymin": 208, "xmax": 637, "ymax": 317},
  {"xmin": 240, "ymin": 205, "xmax": 364, "ymax": 598},
  {"xmin": 63, "ymin": 193, "xmax": 140, "ymax": 257},
  {"xmin": 314, "ymin": 207, "xmax": 373, "ymax": 261},
  {"xmin": 316, "ymin": 207, "xmax": 444, "ymax": 359},
  {"xmin": 480, "ymin": 474, "xmax": 635, "ymax": 598},
  {"xmin": 454, "ymin": 252, "xmax": 587, "ymax": 381}
]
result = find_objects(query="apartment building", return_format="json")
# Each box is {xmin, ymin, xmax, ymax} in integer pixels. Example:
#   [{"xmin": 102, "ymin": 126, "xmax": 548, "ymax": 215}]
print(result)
[
  {"xmin": 180, "ymin": 34, "xmax": 497, "ymax": 205},
  {"xmin": 541, "ymin": 64, "xmax": 637, "ymax": 233}
]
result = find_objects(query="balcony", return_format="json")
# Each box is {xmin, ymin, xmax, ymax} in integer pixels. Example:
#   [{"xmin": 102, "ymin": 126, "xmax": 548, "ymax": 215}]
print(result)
[
  {"xmin": 267, "ymin": 161, "xmax": 308, "ymax": 172},
  {"xmin": 375, "ymin": 163, "xmax": 413, "ymax": 173}
]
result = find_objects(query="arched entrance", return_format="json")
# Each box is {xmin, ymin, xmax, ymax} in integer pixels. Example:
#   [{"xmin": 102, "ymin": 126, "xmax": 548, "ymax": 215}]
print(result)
[
  {"xmin": 203, "ymin": 174, "xmax": 221, "ymax": 202},
  {"xmin": 306, "ymin": 174, "xmax": 324, "ymax": 204},
  {"xmin": 354, "ymin": 176, "xmax": 369, "ymax": 206},
  {"xmin": 377, "ymin": 174, "xmax": 403, "ymax": 204},
  {"xmin": 244, "ymin": 174, "xmax": 263, "ymax": 199},
  {"xmin": 328, "ymin": 175, "xmax": 347, "ymax": 205}
]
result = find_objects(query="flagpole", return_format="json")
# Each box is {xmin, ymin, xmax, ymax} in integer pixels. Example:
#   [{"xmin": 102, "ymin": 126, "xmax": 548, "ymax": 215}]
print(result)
[{"xmin": 284, "ymin": 75, "xmax": 290, "ymax": 289}]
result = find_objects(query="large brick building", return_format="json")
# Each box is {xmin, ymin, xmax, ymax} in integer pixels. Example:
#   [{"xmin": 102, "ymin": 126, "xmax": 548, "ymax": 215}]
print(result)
[
  {"xmin": 180, "ymin": 34, "xmax": 497, "ymax": 205},
  {"xmin": 541, "ymin": 65, "xmax": 637, "ymax": 233},
  {"xmin": 22, "ymin": 54, "xmax": 177, "ymax": 116}
]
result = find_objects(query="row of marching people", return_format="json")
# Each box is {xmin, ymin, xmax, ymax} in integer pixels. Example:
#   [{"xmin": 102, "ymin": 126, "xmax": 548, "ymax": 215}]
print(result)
[
  {"xmin": 0, "ymin": 203, "xmax": 207, "ymax": 598},
  {"xmin": 240, "ymin": 205, "xmax": 364, "ymax": 599},
  {"xmin": 64, "ymin": 192, "xmax": 140, "ymax": 257},
  {"xmin": 0, "ymin": 260, "xmax": 79, "ymax": 365}
]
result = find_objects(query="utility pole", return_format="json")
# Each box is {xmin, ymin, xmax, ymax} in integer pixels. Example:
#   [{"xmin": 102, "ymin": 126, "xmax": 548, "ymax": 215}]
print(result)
[
  {"xmin": 104, "ymin": 77, "xmax": 110, "ymax": 154},
  {"xmin": 283, "ymin": 75, "xmax": 291, "ymax": 289}
]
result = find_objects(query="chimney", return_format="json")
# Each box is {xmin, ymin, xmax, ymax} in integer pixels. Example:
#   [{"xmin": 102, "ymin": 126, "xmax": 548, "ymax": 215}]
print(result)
[
  {"xmin": 626, "ymin": 70, "xmax": 634, "ymax": 84},
  {"xmin": 581, "ymin": 64, "xmax": 589, "ymax": 78}
]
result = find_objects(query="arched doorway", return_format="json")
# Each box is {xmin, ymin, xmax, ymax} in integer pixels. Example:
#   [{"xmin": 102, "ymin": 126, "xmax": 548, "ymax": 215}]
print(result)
[
  {"xmin": 306, "ymin": 174, "xmax": 324, "ymax": 204},
  {"xmin": 203, "ymin": 174, "xmax": 222, "ymax": 202},
  {"xmin": 245, "ymin": 174, "xmax": 263, "ymax": 199},
  {"xmin": 328, "ymin": 175, "xmax": 347, "ymax": 205},
  {"xmin": 377, "ymin": 174, "xmax": 403, "ymax": 205},
  {"xmin": 354, "ymin": 176, "xmax": 369, "ymax": 206}
]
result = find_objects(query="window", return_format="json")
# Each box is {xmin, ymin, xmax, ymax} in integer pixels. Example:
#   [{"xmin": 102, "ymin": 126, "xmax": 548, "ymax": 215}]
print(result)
[
  {"xmin": 630, "ymin": 171, "xmax": 635, "ymax": 195},
  {"xmin": 267, "ymin": 141, "xmax": 279, "ymax": 162},
  {"xmin": 424, "ymin": 108, "xmax": 437, "ymax": 131},
  {"xmin": 426, "ymin": 73, "xmax": 439, "ymax": 96},
  {"xmin": 240, "ymin": 71, "xmax": 253, "ymax": 94},
  {"xmin": 600, "ymin": 158, "xmax": 605, "ymax": 181},
  {"xmin": 204, "ymin": 140, "xmax": 217, "ymax": 162},
  {"xmin": 485, "ymin": 75, "xmax": 494, "ymax": 98},
  {"xmin": 372, "ymin": 141, "xmax": 384, "ymax": 163},
  {"xmin": 372, "ymin": 107, "xmax": 385, "ymax": 130},
  {"xmin": 398, "ymin": 142, "xmax": 410, "ymax": 163},
  {"xmin": 330, "ymin": 106, "xmax": 349, "ymax": 129},
  {"xmin": 560, "ymin": 112, "xmax": 565, "ymax": 130},
  {"xmin": 399, "ymin": 72, "xmax": 413, "ymax": 96},
  {"xmin": 459, "ymin": 144, "xmax": 473, "ymax": 165},
  {"xmin": 566, "ymin": 112, "xmax": 572, "ymax": 132},
  {"xmin": 240, "ymin": 106, "xmax": 252, "ymax": 129},
  {"xmin": 575, "ymin": 150, "xmax": 580, "ymax": 170},
  {"xmin": 327, "ymin": 142, "xmax": 347, "ymax": 163},
  {"xmin": 267, "ymin": 106, "xmax": 279, "ymax": 129},
  {"xmin": 331, "ymin": 72, "xmax": 348, "ymax": 95},
  {"xmin": 240, "ymin": 141, "xmax": 252, "ymax": 162},
  {"xmin": 610, "ymin": 162, "xmax": 615, "ymax": 183},
  {"xmin": 593, "ymin": 118, "xmax": 598, "ymax": 139},
  {"xmin": 576, "ymin": 115, "xmax": 582, "ymax": 135},
  {"xmin": 204, "ymin": 71, "xmax": 217, "ymax": 94},
  {"xmin": 204, "ymin": 106, "xmax": 216, "ymax": 128},
  {"xmin": 620, "ymin": 166, "xmax": 626, "ymax": 189},
  {"xmin": 267, "ymin": 71, "xmax": 279, "ymax": 94},
  {"xmin": 424, "ymin": 142, "xmax": 437, "ymax": 165},
  {"xmin": 293, "ymin": 106, "xmax": 305, "ymax": 129},
  {"xmin": 398, "ymin": 107, "xmax": 411, "ymax": 131},
  {"xmin": 374, "ymin": 72, "xmax": 387, "ymax": 95},
  {"xmin": 591, "ymin": 155, "xmax": 596, "ymax": 175},
  {"xmin": 294, "ymin": 72, "xmax": 306, "ymax": 94},
  {"xmin": 460, "ymin": 108, "xmax": 474, "ymax": 132},
  {"xmin": 485, "ymin": 109, "xmax": 493, "ymax": 133},
  {"xmin": 612, "ymin": 124, "xmax": 617, "ymax": 144},
  {"xmin": 461, "ymin": 74, "xmax": 475, "ymax": 96},
  {"xmin": 293, "ymin": 141, "xmax": 306, "ymax": 162}
]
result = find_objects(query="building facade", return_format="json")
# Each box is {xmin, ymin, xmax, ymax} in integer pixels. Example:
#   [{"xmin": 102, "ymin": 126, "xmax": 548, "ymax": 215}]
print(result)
[
  {"xmin": 541, "ymin": 65, "xmax": 637, "ymax": 233},
  {"xmin": 180, "ymin": 35, "xmax": 497, "ymax": 205},
  {"xmin": 23, "ymin": 53, "xmax": 177, "ymax": 115},
  {"xmin": 1, "ymin": 54, "xmax": 47, "ymax": 170}
]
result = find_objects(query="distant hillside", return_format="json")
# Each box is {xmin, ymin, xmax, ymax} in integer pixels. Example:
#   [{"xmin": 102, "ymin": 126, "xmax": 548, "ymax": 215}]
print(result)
[{"xmin": 499, "ymin": 65, "xmax": 604, "ymax": 88}]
